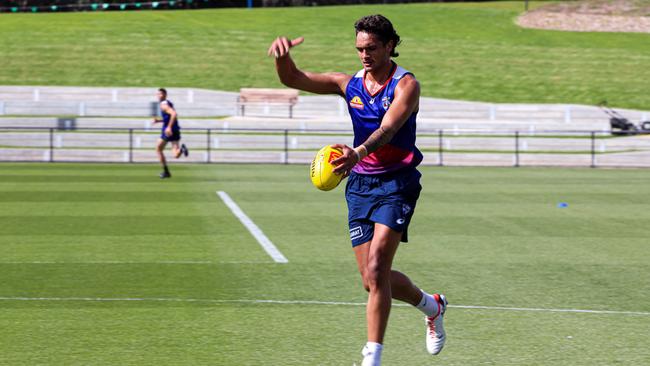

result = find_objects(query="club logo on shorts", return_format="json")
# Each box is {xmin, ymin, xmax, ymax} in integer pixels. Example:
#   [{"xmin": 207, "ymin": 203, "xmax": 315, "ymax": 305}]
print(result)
[
  {"xmin": 396, "ymin": 218, "xmax": 405, "ymax": 225},
  {"xmin": 350, "ymin": 226, "xmax": 363, "ymax": 240},
  {"xmin": 349, "ymin": 96, "xmax": 364, "ymax": 109},
  {"xmin": 402, "ymin": 204, "xmax": 411, "ymax": 215}
]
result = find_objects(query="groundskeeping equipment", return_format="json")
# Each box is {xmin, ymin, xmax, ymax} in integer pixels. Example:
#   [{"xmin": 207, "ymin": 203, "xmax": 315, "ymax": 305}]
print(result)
[{"xmin": 599, "ymin": 101, "xmax": 650, "ymax": 135}]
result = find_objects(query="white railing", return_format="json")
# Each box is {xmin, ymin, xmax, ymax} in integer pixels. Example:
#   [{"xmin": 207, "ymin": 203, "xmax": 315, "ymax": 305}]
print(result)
[{"xmin": 1, "ymin": 126, "xmax": 648, "ymax": 168}]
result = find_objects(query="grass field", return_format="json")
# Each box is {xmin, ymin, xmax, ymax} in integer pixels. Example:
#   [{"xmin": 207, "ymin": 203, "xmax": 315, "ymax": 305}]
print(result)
[
  {"xmin": 1, "ymin": 2, "xmax": 649, "ymax": 109},
  {"xmin": 0, "ymin": 163, "xmax": 648, "ymax": 365}
]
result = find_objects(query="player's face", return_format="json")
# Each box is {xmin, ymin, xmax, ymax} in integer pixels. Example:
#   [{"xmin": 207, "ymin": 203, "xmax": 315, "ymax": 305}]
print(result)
[
  {"xmin": 157, "ymin": 91, "xmax": 166, "ymax": 101},
  {"xmin": 355, "ymin": 31, "xmax": 392, "ymax": 73}
]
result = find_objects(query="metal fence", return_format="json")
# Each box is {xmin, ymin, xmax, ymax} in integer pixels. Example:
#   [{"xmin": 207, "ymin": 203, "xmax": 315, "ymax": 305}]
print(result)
[{"xmin": 1, "ymin": 127, "xmax": 649, "ymax": 168}]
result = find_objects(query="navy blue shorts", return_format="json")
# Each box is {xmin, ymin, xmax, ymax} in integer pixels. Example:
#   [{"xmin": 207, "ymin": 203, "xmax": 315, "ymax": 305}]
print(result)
[
  {"xmin": 346, "ymin": 168, "xmax": 422, "ymax": 247},
  {"xmin": 161, "ymin": 130, "xmax": 181, "ymax": 142}
]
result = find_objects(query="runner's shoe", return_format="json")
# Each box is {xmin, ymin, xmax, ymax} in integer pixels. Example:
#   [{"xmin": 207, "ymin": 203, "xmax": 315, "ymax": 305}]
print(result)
[
  {"xmin": 159, "ymin": 171, "xmax": 171, "ymax": 179},
  {"xmin": 425, "ymin": 293, "xmax": 447, "ymax": 355},
  {"xmin": 181, "ymin": 144, "xmax": 189, "ymax": 157}
]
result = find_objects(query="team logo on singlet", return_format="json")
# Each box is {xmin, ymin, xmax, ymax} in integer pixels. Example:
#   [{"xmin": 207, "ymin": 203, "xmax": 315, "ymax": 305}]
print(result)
[
  {"xmin": 349, "ymin": 96, "xmax": 364, "ymax": 109},
  {"xmin": 382, "ymin": 96, "xmax": 391, "ymax": 110}
]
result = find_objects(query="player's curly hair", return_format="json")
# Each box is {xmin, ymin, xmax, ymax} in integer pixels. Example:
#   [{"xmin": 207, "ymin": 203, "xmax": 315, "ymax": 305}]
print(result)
[{"xmin": 354, "ymin": 14, "xmax": 401, "ymax": 58}]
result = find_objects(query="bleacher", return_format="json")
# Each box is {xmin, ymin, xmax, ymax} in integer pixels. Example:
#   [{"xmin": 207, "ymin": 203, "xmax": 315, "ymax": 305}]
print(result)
[
  {"xmin": 3, "ymin": 86, "xmax": 649, "ymax": 133},
  {"xmin": 0, "ymin": 86, "xmax": 238, "ymax": 117},
  {"xmin": 0, "ymin": 87, "xmax": 650, "ymax": 167},
  {"xmin": 2, "ymin": 85, "xmax": 649, "ymax": 168}
]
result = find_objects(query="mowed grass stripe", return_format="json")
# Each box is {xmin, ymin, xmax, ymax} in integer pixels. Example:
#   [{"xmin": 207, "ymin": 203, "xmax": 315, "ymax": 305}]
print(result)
[
  {"xmin": 399, "ymin": 235, "xmax": 650, "ymax": 266},
  {"xmin": 0, "ymin": 191, "xmax": 213, "ymax": 202},
  {"xmin": 1, "ymin": 261, "xmax": 645, "ymax": 311},
  {"xmin": 1, "ymin": 202, "xmax": 224, "ymax": 216},
  {"xmin": 0, "ymin": 234, "xmax": 271, "ymax": 264},
  {"xmin": 2, "ymin": 216, "xmax": 232, "ymax": 235},
  {"xmin": 0, "ymin": 173, "xmax": 209, "ymax": 183},
  {"xmin": 6, "ymin": 190, "xmax": 641, "ymax": 205},
  {"xmin": 411, "ymin": 215, "xmax": 648, "ymax": 238},
  {"xmin": 1, "ymin": 296, "xmax": 649, "ymax": 316},
  {"xmin": 0, "ymin": 305, "xmax": 646, "ymax": 365}
]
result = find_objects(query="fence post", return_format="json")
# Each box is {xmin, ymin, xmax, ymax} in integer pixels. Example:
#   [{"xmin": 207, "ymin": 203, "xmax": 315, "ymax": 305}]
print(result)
[
  {"xmin": 129, "ymin": 129, "xmax": 133, "ymax": 163},
  {"xmin": 590, "ymin": 131, "xmax": 596, "ymax": 168},
  {"xmin": 284, "ymin": 129, "xmax": 289, "ymax": 164},
  {"xmin": 564, "ymin": 105, "xmax": 572, "ymax": 124},
  {"xmin": 49, "ymin": 128, "xmax": 54, "ymax": 162},
  {"xmin": 489, "ymin": 105, "xmax": 496, "ymax": 121},
  {"xmin": 438, "ymin": 130, "xmax": 444, "ymax": 166},
  {"xmin": 207, "ymin": 129, "xmax": 211, "ymax": 163},
  {"xmin": 514, "ymin": 131, "xmax": 520, "ymax": 167}
]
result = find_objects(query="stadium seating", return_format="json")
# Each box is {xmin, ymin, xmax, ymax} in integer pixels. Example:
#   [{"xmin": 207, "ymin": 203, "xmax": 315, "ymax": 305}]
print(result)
[{"xmin": 1, "ymin": 85, "xmax": 649, "ymax": 133}]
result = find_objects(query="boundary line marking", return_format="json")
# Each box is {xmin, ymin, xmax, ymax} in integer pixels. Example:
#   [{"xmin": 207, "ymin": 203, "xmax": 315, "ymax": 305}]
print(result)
[
  {"xmin": 0, "ymin": 261, "xmax": 274, "ymax": 265},
  {"xmin": 0, "ymin": 261, "xmax": 213, "ymax": 264},
  {"xmin": 0, "ymin": 297, "xmax": 647, "ymax": 316},
  {"xmin": 216, "ymin": 191, "xmax": 288, "ymax": 264}
]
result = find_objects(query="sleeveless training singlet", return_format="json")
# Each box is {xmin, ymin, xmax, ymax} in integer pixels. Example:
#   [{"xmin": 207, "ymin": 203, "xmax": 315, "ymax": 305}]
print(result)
[
  {"xmin": 345, "ymin": 62, "xmax": 422, "ymax": 175},
  {"xmin": 160, "ymin": 100, "xmax": 180, "ymax": 132}
]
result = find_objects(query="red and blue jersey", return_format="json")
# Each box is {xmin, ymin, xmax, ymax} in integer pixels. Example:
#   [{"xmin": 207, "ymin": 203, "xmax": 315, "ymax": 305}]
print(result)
[{"xmin": 345, "ymin": 63, "xmax": 422, "ymax": 175}]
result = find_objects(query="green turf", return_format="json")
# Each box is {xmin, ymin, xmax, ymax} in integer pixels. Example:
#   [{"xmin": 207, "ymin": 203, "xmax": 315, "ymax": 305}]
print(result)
[
  {"xmin": 0, "ymin": 2, "xmax": 649, "ymax": 109},
  {"xmin": 0, "ymin": 163, "xmax": 648, "ymax": 365}
]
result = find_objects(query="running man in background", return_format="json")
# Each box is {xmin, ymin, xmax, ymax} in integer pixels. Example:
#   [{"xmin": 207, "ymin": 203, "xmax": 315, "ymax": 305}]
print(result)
[
  {"xmin": 268, "ymin": 14, "xmax": 447, "ymax": 366},
  {"xmin": 153, "ymin": 88, "xmax": 188, "ymax": 179}
]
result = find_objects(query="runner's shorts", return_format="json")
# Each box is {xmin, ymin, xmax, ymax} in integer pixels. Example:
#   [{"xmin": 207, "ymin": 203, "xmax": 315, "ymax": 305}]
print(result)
[
  {"xmin": 345, "ymin": 168, "xmax": 422, "ymax": 247},
  {"xmin": 161, "ymin": 130, "xmax": 181, "ymax": 142}
]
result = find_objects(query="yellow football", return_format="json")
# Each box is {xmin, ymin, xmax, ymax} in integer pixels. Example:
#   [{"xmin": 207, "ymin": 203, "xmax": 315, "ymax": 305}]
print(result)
[{"xmin": 310, "ymin": 145, "xmax": 344, "ymax": 191}]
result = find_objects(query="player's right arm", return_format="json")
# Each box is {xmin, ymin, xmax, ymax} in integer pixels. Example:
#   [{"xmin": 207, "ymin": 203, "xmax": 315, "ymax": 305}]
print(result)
[{"xmin": 268, "ymin": 36, "xmax": 350, "ymax": 96}]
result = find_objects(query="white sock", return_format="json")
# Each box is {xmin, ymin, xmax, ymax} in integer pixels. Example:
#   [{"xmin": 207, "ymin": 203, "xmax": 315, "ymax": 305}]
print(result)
[
  {"xmin": 361, "ymin": 342, "xmax": 383, "ymax": 366},
  {"xmin": 416, "ymin": 290, "xmax": 440, "ymax": 317}
]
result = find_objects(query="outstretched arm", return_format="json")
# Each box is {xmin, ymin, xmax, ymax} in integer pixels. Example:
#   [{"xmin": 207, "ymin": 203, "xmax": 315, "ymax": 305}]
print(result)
[
  {"xmin": 332, "ymin": 75, "xmax": 420, "ymax": 175},
  {"xmin": 268, "ymin": 36, "xmax": 350, "ymax": 96}
]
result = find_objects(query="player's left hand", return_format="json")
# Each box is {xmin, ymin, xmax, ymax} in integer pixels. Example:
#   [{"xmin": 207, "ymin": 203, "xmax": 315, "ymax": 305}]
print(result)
[
  {"xmin": 330, "ymin": 144, "xmax": 358, "ymax": 177},
  {"xmin": 164, "ymin": 128, "xmax": 172, "ymax": 137}
]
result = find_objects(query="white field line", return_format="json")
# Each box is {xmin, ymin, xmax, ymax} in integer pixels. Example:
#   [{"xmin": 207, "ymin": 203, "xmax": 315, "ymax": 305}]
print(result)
[
  {"xmin": 216, "ymin": 191, "xmax": 288, "ymax": 264},
  {"xmin": 0, "ymin": 261, "xmax": 212, "ymax": 264},
  {"xmin": 0, "ymin": 261, "xmax": 274, "ymax": 264},
  {"xmin": 0, "ymin": 297, "xmax": 647, "ymax": 316}
]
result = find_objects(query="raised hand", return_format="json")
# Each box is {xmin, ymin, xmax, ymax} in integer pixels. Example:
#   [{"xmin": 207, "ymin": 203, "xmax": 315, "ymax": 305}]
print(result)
[{"xmin": 267, "ymin": 36, "xmax": 305, "ymax": 59}]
